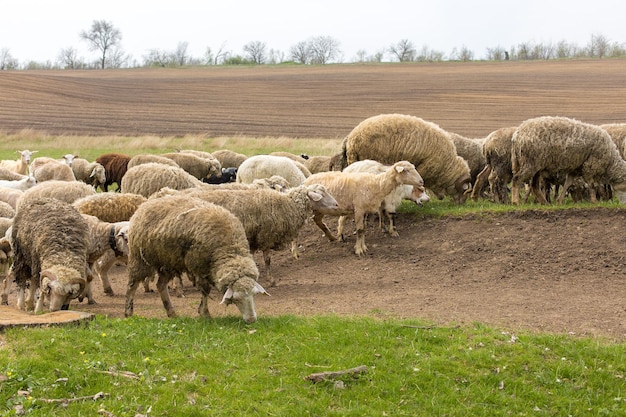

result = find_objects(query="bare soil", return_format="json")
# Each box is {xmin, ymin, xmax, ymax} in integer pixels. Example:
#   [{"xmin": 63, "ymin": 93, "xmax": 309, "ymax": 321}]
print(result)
[{"xmin": 1, "ymin": 62, "xmax": 626, "ymax": 340}]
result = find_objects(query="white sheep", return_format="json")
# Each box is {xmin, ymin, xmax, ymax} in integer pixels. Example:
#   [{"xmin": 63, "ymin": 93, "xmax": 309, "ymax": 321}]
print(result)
[
  {"xmin": 343, "ymin": 159, "xmax": 429, "ymax": 237},
  {"xmin": 237, "ymin": 155, "xmax": 307, "ymax": 187},
  {"xmin": 125, "ymin": 195, "xmax": 268, "ymax": 322},
  {"xmin": 121, "ymin": 163, "xmax": 204, "ymax": 198},
  {"xmin": 341, "ymin": 114, "xmax": 472, "ymax": 203},
  {"xmin": 30, "ymin": 157, "xmax": 76, "ymax": 182},
  {"xmin": 127, "ymin": 153, "xmax": 179, "ymax": 169},
  {"xmin": 511, "ymin": 116, "xmax": 626, "ymax": 205},
  {"xmin": 0, "ymin": 188, "xmax": 24, "ymax": 210},
  {"xmin": 0, "ymin": 167, "xmax": 28, "ymax": 181},
  {"xmin": 160, "ymin": 152, "xmax": 222, "ymax": 180},
  {"xmin": 19, "ymin": 180, "xmax": 96, "ymax": 208},
  {"xmin": 0, "ymin": 175, "xmax": 37, "ymax": 191},
  {"xmin": 70, "ymin": 158, "xmax": 107, "ymax": 188},
  {"xmin": 0, "ymin": 150, "xmax": 37, "ymax": 176},
  {"xmin": 211, "ymin": 149, "xmax": 248, "ymax": 168},
  {"xmin": 304, "ymin": 160, "xmax": 424, "ymax": 256},
  {"xmin": 600, "ymin": 123, "xmax": 626, "ymax": 160}
]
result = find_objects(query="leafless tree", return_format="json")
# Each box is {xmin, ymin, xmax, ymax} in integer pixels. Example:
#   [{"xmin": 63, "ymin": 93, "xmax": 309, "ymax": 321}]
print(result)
[
  {"xmin": 450, "ymin": 45, "xmax": 474, "ymax": 61},
  {"xmin": 57, "ymin": 47, "xmax": 83, "ymax": 69},
  {"xmin": 587, "ymin": 33, "xmax": 610, "ymax": 58},
  {"xmin": 174, "ymin": 42, "xmax": 189, "ymax": 66},
  {"xmin": 388, "ymin": 39, "xmax": 416, "ymax": 62},
  {"xmin": 204, "ymin": 42, "xmax": 229, "ymax": 65},
  {"xmin": 0, "ymin": 48, "xmax": 18, "ymax": 70},
  {"xmin": 267, "ymin": 48, "xmax": 285, "ymax": 64},
  {"xmin": 243, "ymin": 41, "xmax": 267, "ymax": 64},
  {"xmin": 308, "ymin": 36, "xmax": 341, "ymax": 64},
  {"xmin": 105, "ymin": 47, "xmax": 128, "ymax": 68},
  {"xmin": 290, "ymin": 41, "xmax": 311, "ymax": 64},
  {"xmin": 486, "ymin": 46, "xmax": 507, "ymax": 60},
  {"xmin": 144, "ymin": 49, "xmax": 172, "ymax": 67},
  {"xmin": 80, "ymin": 20, "xmax": 122, "ymax": 69},
  {"xmin": 415, "ymin": 45, "xmax": 444, "ymax": 62}
]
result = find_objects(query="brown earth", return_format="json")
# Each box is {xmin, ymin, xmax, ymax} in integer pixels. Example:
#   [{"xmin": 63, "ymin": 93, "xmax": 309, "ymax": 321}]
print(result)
[{"xmin": 1, "ymin": 61, "xmax": 625, "ymax": 340}]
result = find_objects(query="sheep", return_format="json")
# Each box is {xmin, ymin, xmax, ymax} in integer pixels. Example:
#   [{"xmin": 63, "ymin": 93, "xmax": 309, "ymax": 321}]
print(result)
[
  {"xmin": 95, "ymin": 153, "xmax": 131, "ymax": 191},
  {"xmin": 600, "ymin": 123, "xmax": 626, "ymax": 160},
  {"xmin": 237, "ymin": 155, "xmax": 307, "ymax": 187},
  {"xmin": 73, "ymin": 192, "xmax": 146, "ymax": 295},
  {"xmin": 125, "ymin": 195, "xmax": 269, "ymax": 322},
  {"xmin": 0, "ymin": 150, "xmax": 37, "ymax": 175},
  {"xmin": 160, "ymin": 152, "xmax": 222, "ymax": 180},
  {"xmin": 0, "ymin": 202, "xmax": 15, "ymax": 218},
  {"xmin": 0, "ymin": 233, "xmax": 13, "ymax": 306},
  {"xmin": 449, "ymin": 133, "xmax": 487, "ymax": 187},
  {"xmin": 0, "ymin": 175, "xmax": 36, "ymax": 191},
  {"xmin": 510, "ymin": 116, "xmax": 626, "ymax": 205},
  {"xmin": 329, "ymin": 152, "xmax": 344, "ymax": 171},
  {"xmin": 11, "ymin": 197, "xmax": 89, "ymax": 313},
  {"xmin": 79, "ymin": 214, "xmax": 130, "ymax": 303},
  {"xmin": 120, "ymin": 163, "xmax": 204, "ymax": 198},
  {"xmin": 211, "ymin": 149, "xmax": 248, "ymax": 168},
  {"xmin": 0, "ymin": 188, "xmax": 23, "ymax": 210},
  {"xmin": 471, "ymin": 126, "xmax": 517, "ymax": 204},
  {"xmin": 269, "ymin": 151, "xmax": 309, "ymax": 164},
  {"xmin": 0, "ymin": 167, "xmax": 27, "ymax": 181},
  {"xmin": 30, "ymin": 157, "xmax": 76, "ymax": 182},
  {"xmin": 70, "ymin": 158, "xmax": 106, "ymax": 188},
  {"xmin": 158, "ymin": 183, "xmax": 339, "ymax": 287},
  {"xmin": 304, "ymin": 160, "xmax": 424, "ymax": 256},
  {"xmin": 203, "ymin": 167, "xmax": 238, "ymax": 184},
  {"xmin": 201, "ymin": 175, "xmax": 290, "ymax": 192},
  {"xmin": 19, "ymin": 180, "xmax": 96, "ymax": 208},
  {"xmin": 341, "ymin": 114, "xmax": 472, "ymax": 204},
  {"xmin": 178, "ymin": 149, "xmax": 216, "ymax": 160},
  {"xmin": 127, "ymin": 153, "xmax": 179, "ymax": 169},
  {"xmin": 304, "ymin": 155, "xmax": 333, "ymax": 174},
  {"xmin": 343, "ymin": 159, "xmax": 430, "ymax": 237}
]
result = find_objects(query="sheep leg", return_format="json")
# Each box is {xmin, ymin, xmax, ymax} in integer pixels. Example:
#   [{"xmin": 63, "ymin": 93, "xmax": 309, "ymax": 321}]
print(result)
[
  {"xmin": 354, "ymin": 211, "xmax": 368, "ymax": 256},
  {"xmin": 124, "ymin": 277, "xmax": 143, "ymax": 317},
  {"xmin": 263, "ymin": 249, "xmax": 276, "ymax": 287},
  {"xmin": 156, "ymin": 273, "xmax": 177, "ymax": 318},
  {"xmin": 290, "ymin": 240, "xmax": 299, "ymax": 260},
  {"xmin": 25, "ymin": 279, "xmax": 37, "ymax": 312},
  {"xmin": 471, "ymin": 165, "xmax": 491, "ymax": 200},
  {"xmin": 94, "ymin": 250, "xmax": 116, "ymax": 295},
  {"xmin": 171, "ymin": 275, "xmax": 185, "ymax": 298},
  {"xmin": 79, "ymin": 266, "xmax": 96, "ymax": 304},
  {"xmin": 196, "ymin": 278, "xmax": 212, "ymax": 318},
  {"xmin": 337, "ymin": 216, "xmax": 348, "ymax": 242},
  {"xmin": 1, "ymin": 274, "xmax": 11, "ymax": 305},
  {"xmin": 16, "ymin": 286, "xmax": 25, "ymax": 311},
  {"xmin": 313, "ymin": 213, "xmax": 337, "ymax": 242}
]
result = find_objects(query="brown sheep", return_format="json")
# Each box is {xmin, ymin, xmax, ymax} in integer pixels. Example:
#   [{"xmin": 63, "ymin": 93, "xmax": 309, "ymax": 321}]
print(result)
[{"xmin": 96, "ymin": 153, "xmax": 131, "ymax": 192}]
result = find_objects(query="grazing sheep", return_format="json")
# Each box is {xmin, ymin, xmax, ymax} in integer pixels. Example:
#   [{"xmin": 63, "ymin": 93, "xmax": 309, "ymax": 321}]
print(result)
[
  {"xmin": 12, "ymin": 197, "xmax": 89, "ymax": 313},
  {"xmin": 450, "ymin": 133, "xmax": 487, "ymax": 186},
  {"xmin": 304, "ymin": 160, "xmax": 424, "ymax": 256},
  {"xmin": 341, "ymin": 114, "xmax": 472, "ymax": 204},
  {"xmin": 511, "ymin": 116, "xmax": 626, "ymax": 205},
  {"xmin": 19, "ymin": 180, "xmax": 96, "ymax": 208},
  {"xmin": 471, "ymin": 126, "xmax": 517, "ymax": 204},
  {"xmin": 0, "ymin": 202, "xmax": 15, "ymax": 218},
  {"xmin": 0, "ymin": 150, "xmax": 37, "ymax": 175},
  {"xmin": 343, "ymin": 159, "xmax": 429, "ymax": 237},
  {"xmin": 125, "ymin": 195, "xmax": 269, "ymax": 322},
  {"xmin": 30, "ymin": 157, "xmax": 76, "ymax": 182},
  {"xmin": 80, "ymin": 214, "xmax": 129, "ymax": 302},
  {"xmin": 211, "ymin": 149, "xmax": 248, "ymax": 168},
  {"xmin": 270, "ymin": 151, "xmax": 309, "ymax": 164},
  {"xmin": 202, "ymin": 175, "xmax": 290, "ymax": 192},
  {"xmin": 159, "ymin": 183, "xmax": 339, "ymax": 287},
  {"xmin": 95, "ymin": 153, "xmax": 131, "ymax": 192},
  {"xmin": 600, "ymin": 123, "xmax": 626, "ymax": 159},
  {"xmin": 178, "ymin": 149, "xmax": 216, "ymax": 160},
  {"xmin": 0, "ymin": 188, "xmax": 24, "ymax": 209},
  {"xmin": 121, "ymin": 163, "xmax": 203, "ymax": 198},
  {"xmin": 70, "ymin": 158, "xmax": 106, "ymax": 188},
  {"xmin": 0, "ymin": 175, "xmax": 36, "ymax": 191},
  {"xmin": 161, "ymin": 152, "xmax": 222, "ymax": 180},
  {"xmin": 304, "ymin": 155, "xmax": 333, "ymax": 174},
  {"xmin": 127, "ymin": 153, "xmax": 179, "ymax": 169},
  {"xmin": 0, "ymin": 167, "xmax": 27, "ymax": 181},
  {"xmin": 203, "ymin": 167, "xmax": 238, "ymax": 184},
  {"xmin": 237, "ymin": 155, "xmax": 307, "ymax": 187}
]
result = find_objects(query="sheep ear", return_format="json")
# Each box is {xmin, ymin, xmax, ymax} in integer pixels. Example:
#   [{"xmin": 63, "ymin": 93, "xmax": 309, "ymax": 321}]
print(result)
[
  {"xmin": 395, "ymin": 165, "xmax": 405, "ymax": 173},
  {"xmin": 307, "ymin": 190, "xmax": 323, "ymax": 202},
  {"xmin": 253, "ymin": 281, "xmax": 269, "ymax": 296},
  {"xmin": 220, "ymin": 288, "xmax": 234, "ymax": 305}
]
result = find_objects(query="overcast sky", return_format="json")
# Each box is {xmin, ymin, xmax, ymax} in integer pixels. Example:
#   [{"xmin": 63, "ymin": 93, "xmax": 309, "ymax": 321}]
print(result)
[{"xmin": 1, "ymin": 0, "xmax": 625, "ymax": 64}]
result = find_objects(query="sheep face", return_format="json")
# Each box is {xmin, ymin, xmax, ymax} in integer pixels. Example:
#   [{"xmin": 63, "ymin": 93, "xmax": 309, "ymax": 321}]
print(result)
[
  {"xmin": 220, "ymin": 277, "xmax": 268, "ymax": 324},
  {"xmin": 306, "ymin": 184, "xmax": 339, "ymax": 212},
  {"xmin": 407, "ymin": 185, "xmax": 430, "ymax": 206},
  {"xmin": 393, "ymin": 161, "xmax": 424, "ymax": 188},
  {"xmin": 452, "ymin": 174, "xmax": 472, "ymax": 204},
  {"xmin": 40, "ymin": 268, "xmax": 84, "ymax": 311},
  {"xmin": 612, "ymin": 181, "xmax": 626, "ymax": 204},
  {"xmin": 90, "ymin": 165, "xmax": 107, "ymax": 186}
]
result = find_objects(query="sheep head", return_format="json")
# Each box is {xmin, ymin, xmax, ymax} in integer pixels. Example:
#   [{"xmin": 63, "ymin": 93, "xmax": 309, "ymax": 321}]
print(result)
[
  {"xmin": 40, "ymin": 267, "xmax": 85, "ymax": 311},
  {"xmin": 220, "ymin": 277, "xmax": 269, "ymax": 324},
  {"xmin": 305, "ymin": 184, "xmax": 339, "ymax": 212}
]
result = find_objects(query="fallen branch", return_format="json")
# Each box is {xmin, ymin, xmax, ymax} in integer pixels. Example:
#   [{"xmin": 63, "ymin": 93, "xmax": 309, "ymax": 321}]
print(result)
[
  {"xmin": 38, "ymin": 391, "xmax": 108, "ymax": 404},
  {"xmin": 305, "ymin": 365, "xmax": 368, "ymax": 383},
  {"xmin": 96, "ymin": 369, "xmax": 140, "ymax": 380}
]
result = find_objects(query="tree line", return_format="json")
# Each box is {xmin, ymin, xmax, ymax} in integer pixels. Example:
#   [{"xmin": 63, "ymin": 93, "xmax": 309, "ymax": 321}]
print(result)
[{"xmin": 2, "ymin": 20, "xmax": 626, "ymax": 70}]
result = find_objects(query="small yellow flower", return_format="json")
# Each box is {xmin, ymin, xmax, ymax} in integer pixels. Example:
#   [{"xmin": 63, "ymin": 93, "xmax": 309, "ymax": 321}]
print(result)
[
  {"xmin": 7, "ymin": 371, "xmax": 12, "ymax": 377},
  {"xmin": 80, "ymin": 351, "xmax": 85, "ymax": 355},
  {"xmin": 144, "ymin": 357, "xmax": 150, "ymax": 363},
  {"xmin": 101, "ymin": 333, "xmax": 107, "ymax": 337}
]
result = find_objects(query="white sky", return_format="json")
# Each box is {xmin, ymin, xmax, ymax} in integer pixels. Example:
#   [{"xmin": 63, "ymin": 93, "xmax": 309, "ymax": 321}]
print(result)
[{"xmin": 1, "ymin": 0, "xmax": 625, "ymax": 64}]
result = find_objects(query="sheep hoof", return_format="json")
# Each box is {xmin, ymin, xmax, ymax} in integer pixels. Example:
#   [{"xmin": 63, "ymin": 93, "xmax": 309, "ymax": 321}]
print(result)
[
  {"xmin": 88, "ymin": 299, "xmax": 97, "ymax": 305},
  {"xmin": 104, "ymin": 288, "xmax": 114, "ymax": 296}
]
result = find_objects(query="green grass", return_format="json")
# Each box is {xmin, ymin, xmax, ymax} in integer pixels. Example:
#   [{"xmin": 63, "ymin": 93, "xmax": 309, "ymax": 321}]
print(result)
[{"xmin": 1, "ymin": 316, "xmax": 625, "ymax": 416}]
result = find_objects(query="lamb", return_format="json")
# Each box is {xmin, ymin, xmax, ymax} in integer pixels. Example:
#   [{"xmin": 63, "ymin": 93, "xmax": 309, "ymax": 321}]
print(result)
[
  {"xmin": 158, "ymin": 183, "xmax": 339, "ymax": 287},
  {"xmin": 510, "ymin": 116, "xmax": 626, "ymax": 205},
  {"xmin": 79, "ymin": 214, "xmax": 129, "ymax": 303},
  {"xmin": 19, "ymin": 180, "xmax": 96, "ymax": 208},
  {"xmin": 160, "ymin": 152, "xmax": 222, "ymax": 180},
  {"xmin": 11, "ymin": 197, "xmax": 89, "ymax": 313},
  {"xmin": 341, "ymin": 114, "xmax": 472, "ymax": 204},
  {"xmin": 304, "ymin": 160, "xmax": 424, "ymax": 256},
  {"xmin": 70, "ymin": 158, "xmax": 107, "ymax": 188},
  {"xmin": 237, "ymin": 155, "xmax": 308, "ymax": 187},
  {"xmin": 73, "ymin": 192, "xmax": 146, "ymax": 295},
  {"xmin": 120, "ymin": 163, "xmax": 204, "ymax": 198},
  {"xmin": 0, "ymin": 150, "xmax": 37, "ymax": 175},
  {"xmin": 470, "ymin": 126, "xmax": 517, "ymax": 204},
  {"xmin": 0, "ymin": 175, "xmax": 36, "ymax": 191},
  {"xmin": 211, "ymin": 149, "xmax": 248, "ymax": 168},
  {"xmin": 125, "ymin": 195, "xmax": 269, "ymax": 322},
  {"xmin": 127, "ymin": 153, "xmax": 179, "ymax": 169},
  {"xmin": 0, "ymin": 167, "xmax": 27, "ymax": 181},
  {"xmin": 95, "ymin": 153, "xmax": 131, "ymax": 191},
  {"xmin": 0, "ymin": 188, "xmax": 23, "ymax": 209},
  {"xmin": 30, "ymin": 157, "xmax": 76, "ymax": 182},
  {"xmin": 449, "ymin": 133, "xmax": 487, "ymax": 187},
  {"xmin": 343, "ymin": 159, "xmax": 429, "ymax": 237},
  {"xmin": 600, "ymin": 123, "xmax": 626, "ymax": 160},
  {"xmin": 203, "ymin": 167, "xmax": 238, "ymax": 184}
]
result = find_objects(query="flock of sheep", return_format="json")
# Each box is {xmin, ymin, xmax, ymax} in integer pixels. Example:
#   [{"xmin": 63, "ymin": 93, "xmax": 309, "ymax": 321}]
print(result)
[{"xmin": 1, "ymin": 113, "xmax": 625, "ymax": 322}]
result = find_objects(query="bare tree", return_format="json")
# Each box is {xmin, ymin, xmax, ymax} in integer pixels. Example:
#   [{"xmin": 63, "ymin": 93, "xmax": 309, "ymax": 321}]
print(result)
[
  {"xmin": 389, "ymin": 39, "xmax": 416, "ymax": 62},
  {"xmin": 80, "ymin": 20, "xmax": 122, "ymax": 69},
  {"xmin": 57, "ymin": 47, "xmax": 83, "ymax": 69},
  {"xmin": 415, "ymin": 45, "xmax": 444, "ymax": 62},
  {"xmin": 267, "ymin": 48, "xmax": 285, "ymax": 64},
  {"xmin": 450, "ymin": 45, "xmax": 474, "ymax": 61},
  {"xmin": 204, "ymin": 42, "xmax": 229, "ymax": 65},
  {"xmin": 174, "ymin": 41, "xmax": 189, "ymax": 66},
  {"xmin": 144, "ymin": 49, "xmax": 173, "ymax": 67},
  {"xmin": 486, "ymin": 46, "xmax": 507, "ymax": 60},
  {"xmin": 587, "ymin": 33, "xmax": 610, "ymax": 58},
  {"xmin": 106, "ymin": 47, "xmax": 128, "ymax": 68},
  {"xmin": 0, "ymin": 48, "xmax": 18, "ymax": 70},
  {"xmin": 308, "ymin": 36, "xmax": 341, "ymax": 64},
  {"xmin": 290, "ymin": 41, "xmax": 311, "ymax": 64},
  {"xmin": 243, "ymin": 41, "xmax": 267, "ymax": 64}
]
